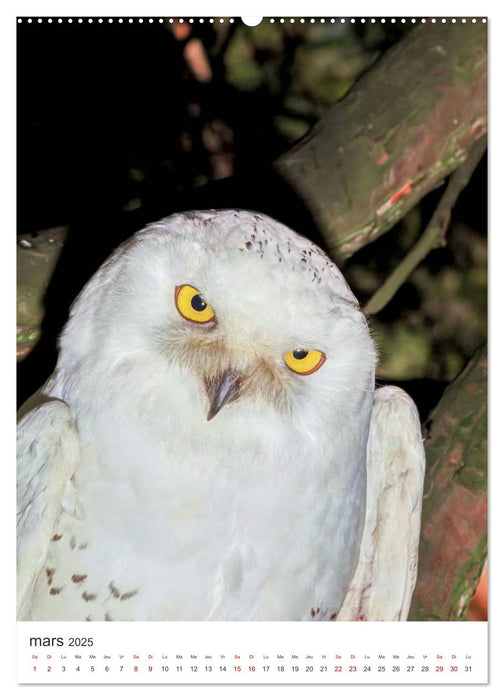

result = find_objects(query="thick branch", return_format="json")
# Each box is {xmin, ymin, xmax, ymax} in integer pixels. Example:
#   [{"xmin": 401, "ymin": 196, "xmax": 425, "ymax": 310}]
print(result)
[
  {"xmin": 275, "ymin": 22, "xmax": 487, "ymax": 261},
  {"xmin": 16, "ymin": 227, "xmax": 68, "ymax": 361},
  {"xmin": 364, "ymin": 136, "xmax": 487, "ymax": 315},
  {"xmin": 409, "ymin": 344, "xmax": 487, "ymax": 621}
]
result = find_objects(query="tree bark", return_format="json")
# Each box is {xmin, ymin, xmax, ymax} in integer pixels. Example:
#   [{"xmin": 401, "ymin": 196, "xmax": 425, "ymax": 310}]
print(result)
[
  {"xmin": 409, "ymin": 344, "xmax": 487, "ymax": 620},
  {"xmin": 275, "ymin": 21, "xmax": 487, "ymax": 262},
  {"xmin": 363, "ymin": 136, "xmax": 487, "ymax": 315}
]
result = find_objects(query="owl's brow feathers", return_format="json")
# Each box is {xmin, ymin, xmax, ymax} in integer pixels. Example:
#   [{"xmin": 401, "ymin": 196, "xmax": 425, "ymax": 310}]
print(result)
[
  {"xmin": 162, "ymin": 332, "xmax": 291, "ymax": 413},
  {"xmin": 145, "ymin": 211, "xmax": 359, "ymax": 309}
]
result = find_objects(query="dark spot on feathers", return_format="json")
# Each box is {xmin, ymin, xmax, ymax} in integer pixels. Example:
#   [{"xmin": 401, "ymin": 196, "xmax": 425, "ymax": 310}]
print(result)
[
  {"xmin": 121, "ymin": 590, "xmax": 138, "ymax": 601},
  {"xmin": 330, "ymin": 612, "xmax": 337, "ymax": 621},
  {"xmin": 71, "ymin": 574, "xmax": 88, "ymax": 584},
  {"xmin": 49, "ymin": 587, "xmax": 62, "ymax": 595},
  {"xmin": 311, "ymin": 608, "xmax": 316, "ymax": 618},
  {"xmin": 82, "ymin": 592, "xmax": 97, "ymax": 602},
  {"xmin": 104, "ymin": 613, "xmax": 113, "ymax": 621},
  {"xmin": 70, "ymin": 536, "xmax": 76, "ymax": 550},
  {"xmin": 51, "ymin": 534, "xmax": 62, "ymax": 541},
  {"xmin": 245, "ymin": 241, "xmax": 252, "ymax": 250},
  {"xmin": 46, "ymin": 568, "xmax": 55, "ymax": 586},
  {"xmin": 109, "ymin": 582, "xmax": 121, "ymax": 599}
]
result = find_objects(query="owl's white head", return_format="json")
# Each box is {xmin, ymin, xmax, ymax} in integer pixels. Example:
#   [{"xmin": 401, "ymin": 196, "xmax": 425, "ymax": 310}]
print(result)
[{"xmin": 52, "ymin": 210, "xmax": 376, "ymax": 434}]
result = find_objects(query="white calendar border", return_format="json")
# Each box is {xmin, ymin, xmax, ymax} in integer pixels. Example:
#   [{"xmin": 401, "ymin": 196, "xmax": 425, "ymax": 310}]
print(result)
[{"xmin": 3, "ymin": 0, "xmax": 502, "ymax": 696}]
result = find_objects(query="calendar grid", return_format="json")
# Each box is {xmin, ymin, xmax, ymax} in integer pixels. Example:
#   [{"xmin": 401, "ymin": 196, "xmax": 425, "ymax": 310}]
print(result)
[{"xmin": 17, "ymin": 621, "xmax": 488, "ymax": 684}]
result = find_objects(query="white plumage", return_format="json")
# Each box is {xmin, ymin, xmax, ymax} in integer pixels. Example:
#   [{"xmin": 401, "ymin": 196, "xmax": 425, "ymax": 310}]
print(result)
[{"xmin": 17, "ymin": 210, "xmax": 424, "ymax": 621}]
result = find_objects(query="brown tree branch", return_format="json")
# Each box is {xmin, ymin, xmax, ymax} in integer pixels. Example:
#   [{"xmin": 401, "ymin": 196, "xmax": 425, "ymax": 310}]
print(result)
[
  {"xmin": 275, "ymin": 21, "xmax": 487, "ymax": 262},
  {"xmin": 364, "ymin": 136, "xmax": 487, "ymax": 316},
  {"xmin": 409, "ymin": 344, "xmax": 487, "ymax": 620}
]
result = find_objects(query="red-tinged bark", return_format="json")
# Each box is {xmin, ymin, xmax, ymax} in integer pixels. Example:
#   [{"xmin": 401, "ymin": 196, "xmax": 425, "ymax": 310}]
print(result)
[
  {"xmin": 409, "ymin": 345, "xmax": 487, "ymax": 620},
  {"xmin": 275, "ymin": 21, "xmax": 487, "ymax": 261}
]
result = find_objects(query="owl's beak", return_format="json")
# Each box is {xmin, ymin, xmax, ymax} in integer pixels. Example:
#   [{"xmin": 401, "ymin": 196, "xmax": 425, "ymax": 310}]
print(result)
[{"xmin": 205, "ymin": 370, "xmax": 242, "ymax": 421}]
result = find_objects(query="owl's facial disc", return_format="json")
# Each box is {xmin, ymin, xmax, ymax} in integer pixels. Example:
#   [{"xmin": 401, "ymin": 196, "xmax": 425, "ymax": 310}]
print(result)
[{"xmin": 172, "ymin": 283, "xmax": 327, "ymax": 419}]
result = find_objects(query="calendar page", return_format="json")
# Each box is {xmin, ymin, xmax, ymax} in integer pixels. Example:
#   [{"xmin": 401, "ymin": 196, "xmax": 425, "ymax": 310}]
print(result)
[{"xmin": 15, "ymin": 2, "xmax": 489, "ymax": 689}]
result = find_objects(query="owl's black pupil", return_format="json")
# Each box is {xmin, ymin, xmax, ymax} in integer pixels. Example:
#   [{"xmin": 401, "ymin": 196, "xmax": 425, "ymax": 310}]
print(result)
[
  {"xmin": 191, "ymin": 294, "xmax": 207, "ymax": 312},
  {"xmin": 293, "ymin": 349, "xmax": 308, "ymax": 360}
]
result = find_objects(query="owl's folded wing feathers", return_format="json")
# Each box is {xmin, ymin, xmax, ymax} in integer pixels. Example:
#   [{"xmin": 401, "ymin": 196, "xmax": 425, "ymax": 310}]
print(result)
[
  {"xmin": 336, "ymin": 385, "xmax": 425, "ymax": 621},
  {"xmin": 17, "ymin": 399, "xmax": 81, "ymax": 619}
]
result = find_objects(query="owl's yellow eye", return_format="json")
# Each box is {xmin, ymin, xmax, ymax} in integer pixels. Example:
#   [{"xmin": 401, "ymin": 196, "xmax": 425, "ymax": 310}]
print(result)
[
  {"xmin": 284, "ymin": 349, "xmax": 326, "ymax": 375},
  {"xmin": 175, "ymin": 285, "xmax": 216, "ymax": 324}
]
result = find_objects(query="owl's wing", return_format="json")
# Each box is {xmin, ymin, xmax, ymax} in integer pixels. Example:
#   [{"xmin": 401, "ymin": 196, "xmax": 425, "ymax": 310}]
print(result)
[
  {"xmin": 16, "ymin": 399, "xmax": 81, "ymax": 619},
  {"xmin": 337, "ymin": 386, "xmax": 425, "ymax": 621}
]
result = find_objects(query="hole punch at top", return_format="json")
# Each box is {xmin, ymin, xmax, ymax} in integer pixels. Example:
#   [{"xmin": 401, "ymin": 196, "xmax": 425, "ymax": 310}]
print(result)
[{"xmin": 241, "ymin": 16, "xmax": 263, "ymax": 26}]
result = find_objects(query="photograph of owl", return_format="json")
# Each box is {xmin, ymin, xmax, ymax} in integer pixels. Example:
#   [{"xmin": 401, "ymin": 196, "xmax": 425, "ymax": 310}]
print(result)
[{"xmin": 17, "ymin": 210, "xmax": 425, "ymax": 622}]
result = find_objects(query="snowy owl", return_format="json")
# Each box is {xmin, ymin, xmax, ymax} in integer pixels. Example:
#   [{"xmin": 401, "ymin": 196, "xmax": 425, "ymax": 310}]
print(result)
[{"xmin": 17, "ymin": 210, "xmax": 425, "ymax": 622}]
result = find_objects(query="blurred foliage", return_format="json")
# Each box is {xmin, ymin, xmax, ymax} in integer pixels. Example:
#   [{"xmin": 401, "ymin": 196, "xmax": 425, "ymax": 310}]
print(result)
[
  {"xmin": 344, "ymin": 188, "xmax": 487, "ymax": 383},
  {"xmin": 17, "ymin": 18, "xmax": 486, "ymax": 413},
  {"xmin": 223, "ymin": 21, "xmax": 377, "ymax": 139}
]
